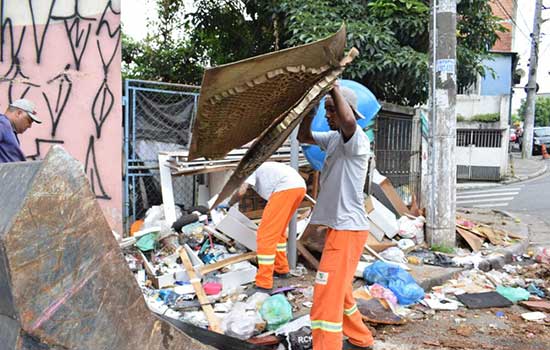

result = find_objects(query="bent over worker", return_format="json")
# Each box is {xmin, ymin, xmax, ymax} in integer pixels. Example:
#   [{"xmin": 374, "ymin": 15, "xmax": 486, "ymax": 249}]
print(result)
[
  {"xmin": 228, "ymin": 161, "xmax": 306, "ymax": 292},
  {"xmin": 297, "ymin": 83, "xmax": 374, "ymax": 350}
]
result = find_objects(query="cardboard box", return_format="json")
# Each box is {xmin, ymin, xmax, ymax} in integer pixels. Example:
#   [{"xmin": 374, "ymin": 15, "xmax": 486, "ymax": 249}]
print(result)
[{"xmin": 371, "ymin": 169, "xmax": 410, "ymax": 216}]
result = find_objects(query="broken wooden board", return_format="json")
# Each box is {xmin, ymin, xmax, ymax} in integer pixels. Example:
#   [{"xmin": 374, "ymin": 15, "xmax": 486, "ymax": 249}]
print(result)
[
  {"xmin": 0, "ymin": 146, "xmax": 212, "ymax": 350},
  {"xmin": 178, "ymin": 247, "xmax": 222, "ymax": 333},
  {"xmin": 356, "ymin": 298, "xmax": 406, "ymax": 325},
  {"xmin": 371, "ymin": 169, "xmax": 410, "ymax": 216},
  {"xmin": 212, "ymin": 48, "xmax": 359, "ymax": 208},
  {"xmin": 297, "ymin": 240, "xmax": 320, "ymax": 270},
  {"xmin": 199, "ymin": 252, "xmax": 257, "ymax": 275},
  {"xmin": 189, "ymin": 25, "xmax": 347, "ymax": 161},
  {"xmin": 519, "ymin": 300, "xmax": 550, "ymax": 313},
  {"xmin": 456, "ymin": 227, "xmax": 485, "ymax": 252}
]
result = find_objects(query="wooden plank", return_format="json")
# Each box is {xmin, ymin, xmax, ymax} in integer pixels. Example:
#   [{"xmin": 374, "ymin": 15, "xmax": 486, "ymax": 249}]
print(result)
[
  {"xmin": 297, "ymin": 241, "xmax": 319, "ymax": 270},
  {"xmin": 177, "ymin": 247, "xmax": 222, "ymax": 333},
  {"xmin": 199, "ymin": 252, "xmax": 257, "ymax": 275},
  {"xmin": 456, "ymin": 227, "xmax": 485, "ymax": 252}
]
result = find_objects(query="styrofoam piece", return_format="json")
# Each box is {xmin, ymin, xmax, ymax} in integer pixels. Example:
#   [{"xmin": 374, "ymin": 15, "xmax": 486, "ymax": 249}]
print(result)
[
  {"xmin": 354, "ymin": 261, "xmax": 372, "ymax": 278},
  {"xmin": 366, "ymin": 196, "xmax": 399, "ymax": 238},
  {"xmin": 367, "ymin": 220, "xmax": 386, "ymax": 242},
  {"xmin": 216, "ymin": 207, "xmax": 257, "ymax": 251},
  {"xmin": 219, "ymin": 264, "xmax": 257, "ymax": 292}
]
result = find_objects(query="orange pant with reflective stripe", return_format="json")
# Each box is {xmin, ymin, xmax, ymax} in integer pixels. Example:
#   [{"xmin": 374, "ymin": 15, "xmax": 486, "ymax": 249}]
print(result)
[
  {"xmin": 255, "ymin": 187, "xmax": 306, "ymax": 289},
  {"xmin": 311, "ymin": 229, "xmax": 373, "ymax": 350}
]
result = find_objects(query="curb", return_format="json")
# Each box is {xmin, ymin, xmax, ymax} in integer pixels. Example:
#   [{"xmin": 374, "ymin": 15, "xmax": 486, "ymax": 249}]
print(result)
[
  {"xmin": 502, "ymin": 162, "xmax": 548, "ymax": 184},
  {"xmin": 457, "ymin": 162, "xmax": 547, "ymax": 191}
]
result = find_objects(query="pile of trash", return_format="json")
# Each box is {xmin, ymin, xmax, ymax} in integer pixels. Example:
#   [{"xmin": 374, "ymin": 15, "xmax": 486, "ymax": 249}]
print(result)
[
  {"xmin": 121, "ymin": 203, "xmax": 319, "ymax": 347},
  {"xmin": 419, "ymin": 257, "xmax": 550, "ymax": 323}
]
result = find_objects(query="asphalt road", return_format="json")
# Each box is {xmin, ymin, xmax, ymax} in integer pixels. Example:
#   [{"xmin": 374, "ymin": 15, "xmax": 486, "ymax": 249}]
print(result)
[
  {"xmin": 507, "ymin": 163, "xmax": 550, "ymax": 216},
  {"xmin": 458, "ymin": 160, "xmax": 550, "ymax": 248}
]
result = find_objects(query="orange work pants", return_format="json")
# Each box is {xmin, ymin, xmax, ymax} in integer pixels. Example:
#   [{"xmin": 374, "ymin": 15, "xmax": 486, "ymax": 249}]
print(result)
[
  {"xmin": 255, "ymin": 187, "xmax": 306, "ymax": 289},
  {"xmin": 311, "ymin": 229, "xmax": 373, "ymax": 350}
]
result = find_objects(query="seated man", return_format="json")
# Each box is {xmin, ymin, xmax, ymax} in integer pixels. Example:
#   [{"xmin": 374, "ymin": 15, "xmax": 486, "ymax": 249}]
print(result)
[
  {"xmin": 0, "ymin": 99, "xmax": 41, "ymax": 163},
  {"xmin": 228, "ymin": 161, "xmax": 306, "ymax": 292}
]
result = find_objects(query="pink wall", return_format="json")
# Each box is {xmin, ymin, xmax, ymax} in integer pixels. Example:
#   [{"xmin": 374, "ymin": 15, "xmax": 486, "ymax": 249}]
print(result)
[{"xmin": 0, "ymin": 1, "xmax": 123, "ymax": 231}]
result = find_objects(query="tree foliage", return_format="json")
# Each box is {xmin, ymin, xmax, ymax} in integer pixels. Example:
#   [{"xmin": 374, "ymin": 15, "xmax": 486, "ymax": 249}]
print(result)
[
  {"xmin": 122, "ymin": 0, "xmax": 203, "ymax": 84},
  {"xmin": 123, "ymin": 0, "xmax": 505, "ymax": 106},
  {"xmin": 518, "ymin": 98, "xmax": 550, "ymax": 127}
]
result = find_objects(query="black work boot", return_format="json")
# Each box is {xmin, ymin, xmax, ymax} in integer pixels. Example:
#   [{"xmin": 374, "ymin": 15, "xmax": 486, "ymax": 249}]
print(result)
[
  {"xmin": 274, "ymin": 272, "xmax": 291, "ymax": 279},
  {"xmin": 246, "ymin": 285, "xmax": 272, "ymax": 296},
  {"xmin": 343, "ymin": 339, "xmax": 374, "ymax": 350}
]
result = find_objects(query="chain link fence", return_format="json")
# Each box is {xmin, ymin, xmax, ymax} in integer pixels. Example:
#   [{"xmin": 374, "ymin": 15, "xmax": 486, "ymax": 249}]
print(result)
[{"xmin": 124, "ymin": 80, "xmax": 200, "ymax": 233}]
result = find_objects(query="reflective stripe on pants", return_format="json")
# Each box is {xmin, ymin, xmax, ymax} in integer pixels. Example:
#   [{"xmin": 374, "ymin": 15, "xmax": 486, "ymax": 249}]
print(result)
[
  {"xmin": 310, "ymin": 229, "xmax": 374, "ymax": 350},
  {"xmin": 255, "ymin": 187, "xmax": 306, "ymax": 289}
]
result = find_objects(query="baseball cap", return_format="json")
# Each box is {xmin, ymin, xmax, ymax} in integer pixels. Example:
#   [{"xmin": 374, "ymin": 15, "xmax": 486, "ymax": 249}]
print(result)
[
  {"xmin": 339, "ymin": 86, "xmax": 365, "ymax": 120},
  {"xmin": 10, "ymin": 99, "xmax": 42, "ymax": 124}
]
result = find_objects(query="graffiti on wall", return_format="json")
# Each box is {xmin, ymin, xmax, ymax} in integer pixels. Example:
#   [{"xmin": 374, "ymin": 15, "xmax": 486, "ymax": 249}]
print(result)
[{"xmin": 0, "ymin": 0, "xmax": 122, "ymax": 228}]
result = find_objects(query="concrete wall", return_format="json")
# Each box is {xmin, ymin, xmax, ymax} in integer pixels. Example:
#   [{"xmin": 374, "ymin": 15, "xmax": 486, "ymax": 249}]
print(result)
[
  {"xmin": 457, "ymin": 94, "xmax": 510, "ymax": 129},
  {"xmin": 0, "ymin": 1, "xmax": 122, "ymax": 231},
  {"xmin": 480, "ymin": 54, "xmax": 513, "ymax": 96}
]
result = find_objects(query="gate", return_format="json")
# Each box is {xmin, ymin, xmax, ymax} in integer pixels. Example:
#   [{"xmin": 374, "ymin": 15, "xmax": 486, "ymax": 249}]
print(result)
[
  {"xmin": 374, "ymin": 103, "xmax": 422, "ymax": 205},
  {"xmin": 123, "ymin": 80, "xmax": 200, "ymax": 232}
]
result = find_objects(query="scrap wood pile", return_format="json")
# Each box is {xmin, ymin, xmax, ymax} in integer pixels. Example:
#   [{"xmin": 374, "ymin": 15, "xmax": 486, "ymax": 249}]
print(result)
[{"xmin": 456, "ymin": 216, "xmax": 524, "ymax": 252}]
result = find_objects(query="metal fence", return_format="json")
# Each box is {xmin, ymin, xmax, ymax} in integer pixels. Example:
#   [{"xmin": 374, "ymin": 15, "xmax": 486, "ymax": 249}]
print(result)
[
  {"xmin": 374, "ymin": 103, "xmax": 421, "ymax": 205},
  {"xmin": 123, "ymin": 80, "xmax": 200, "ymax": 232}
]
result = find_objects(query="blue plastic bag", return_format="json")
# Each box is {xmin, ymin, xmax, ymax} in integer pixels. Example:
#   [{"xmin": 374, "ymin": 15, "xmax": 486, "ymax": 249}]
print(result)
[{"xmin": 363, "ymin": 261, "xmax": 424, "ymax": 305}]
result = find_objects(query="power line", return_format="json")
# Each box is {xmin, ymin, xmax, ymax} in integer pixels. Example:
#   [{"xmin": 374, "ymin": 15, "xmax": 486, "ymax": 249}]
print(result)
[
  {"xmin": 494, "ymin": 0, "xmax": 531, "ymax": 41},
  {"xmin": 512, "ymin": 0, "xmax": 533, "ymax": 30}
]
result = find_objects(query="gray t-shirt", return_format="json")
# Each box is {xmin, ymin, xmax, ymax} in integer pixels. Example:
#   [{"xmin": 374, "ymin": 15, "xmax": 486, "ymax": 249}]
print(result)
[{"xmin": 310, "ymin": 125, "xmax": 371, "ymax": 230}]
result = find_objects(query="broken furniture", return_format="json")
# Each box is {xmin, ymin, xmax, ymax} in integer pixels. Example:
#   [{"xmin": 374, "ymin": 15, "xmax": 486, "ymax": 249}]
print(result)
[{"xmin": 0, "ymin": 147, "xmax": 212, "ymax": 350}]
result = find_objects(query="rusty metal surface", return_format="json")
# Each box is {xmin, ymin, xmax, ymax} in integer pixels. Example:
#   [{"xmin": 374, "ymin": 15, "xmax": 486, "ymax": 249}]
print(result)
[
  {"xmin": 188, "ymin": 25, "xmax": 346, "ymax": 161},
  {"xmin": 0, "ymin": 147, "xmax": 212, "ymax": 350},
  {"xmin": 212, "ymin": 49, "xmax": 358, "ymax": 208}
]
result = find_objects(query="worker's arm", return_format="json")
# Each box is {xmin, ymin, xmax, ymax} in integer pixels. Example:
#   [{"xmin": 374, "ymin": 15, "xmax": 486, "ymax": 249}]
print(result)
[
  {"xmin": 228, "ymin": 182, "xmax": 249, "ymax": 207},
  {"xmin": 330, "ymin": 86, "xmax": 357, "ymax": 142},
  {"xmin": 297, "ymin": 105, "xmax": 318, "ymax": 145}
]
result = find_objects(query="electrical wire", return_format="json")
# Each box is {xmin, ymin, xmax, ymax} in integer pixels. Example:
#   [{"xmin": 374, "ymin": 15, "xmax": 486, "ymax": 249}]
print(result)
[{"xmin": 494, "ymin": 0, "xmax": 532, "ymax": 41}]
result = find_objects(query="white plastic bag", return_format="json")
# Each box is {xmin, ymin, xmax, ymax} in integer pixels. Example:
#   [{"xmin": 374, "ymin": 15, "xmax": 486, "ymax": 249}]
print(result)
[
  {"xmin": 221, "ymin": 302, "xmax": 261, "ymax": 339},
  {"xmin": 398, "ymin": 216, "xmax": 425, "ymax": 243},
  {"xmin": 380, "ymin": 247, "xmax": 407, "ymax": 264}
]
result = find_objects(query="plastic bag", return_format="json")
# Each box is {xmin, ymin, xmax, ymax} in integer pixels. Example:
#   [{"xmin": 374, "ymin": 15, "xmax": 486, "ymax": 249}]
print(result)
[
  {"xmin": 398, "ymin": 216, "xmax": 425, "ymax": 243},
  {"xmin": 221, "ymin": 302, "xmax": 260, "ymax": 339},
  {"xmin": 534, "ymin": 247, "xmax": 550, "ymax": 264},
  {"xmin": 363, "ymin": 261, "xmax": 424, "ymax": 305},
  {"xmin": 260, "ymin": 294, "xmax": 293, "ymax": 330},
  {"xmin": 496, "ymin": 286, "xmax": 530, "ymax": 303},
  {"xmin": 380, "ymin": 247, "xmax": 407, "ymax": 264},
  {"xmin": 368, "ymin": 283, "xmax": 398, "ymax": 306}
]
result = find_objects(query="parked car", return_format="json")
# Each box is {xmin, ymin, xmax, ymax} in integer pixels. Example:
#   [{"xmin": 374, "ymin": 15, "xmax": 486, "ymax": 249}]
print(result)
[{"xmin": 533, "ymin": 127, "xmax": 550, "ymax": 155}]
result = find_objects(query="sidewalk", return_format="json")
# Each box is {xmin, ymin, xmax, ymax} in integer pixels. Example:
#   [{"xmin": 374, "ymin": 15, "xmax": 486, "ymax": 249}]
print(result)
[{"xmin": 457, "ymin": 152, "xmax": 548, "ymax": 191}]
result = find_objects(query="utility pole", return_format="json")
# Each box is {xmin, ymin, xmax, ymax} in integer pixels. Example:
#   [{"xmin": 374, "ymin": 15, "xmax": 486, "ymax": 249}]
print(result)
[
  {"xmin": 522, "ymin": 0, "xmax": 543, "ymax": 159},
  {"xmin": 426, "ymin": 0, "xmax": 457, "ymax": 247}
]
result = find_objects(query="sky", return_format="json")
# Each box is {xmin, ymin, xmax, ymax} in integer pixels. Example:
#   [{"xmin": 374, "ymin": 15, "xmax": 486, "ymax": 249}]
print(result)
[
  {"xmin": 511, "ymin": 0, "xmax": 550, "ymax": 112},
  {"xmin": 121, "ymin": 0, "xmax": 550, "ymax": 112}
]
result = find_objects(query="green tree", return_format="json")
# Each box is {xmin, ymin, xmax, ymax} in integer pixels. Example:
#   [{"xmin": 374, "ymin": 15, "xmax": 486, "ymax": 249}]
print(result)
[
  {"xmin": 123, "ymin": 0, "xmax": 504, "ymax": 105},
  {"xmin": 518, "ymin": 97, "xmax": 550, "ymax": 127},
  {"xmin": 185, "ymin": 0, "xmax": 504, "ymax": 106},
  {"xmin": 122, "ymin": 0, "xmax": 204, "ymax": 84}
]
